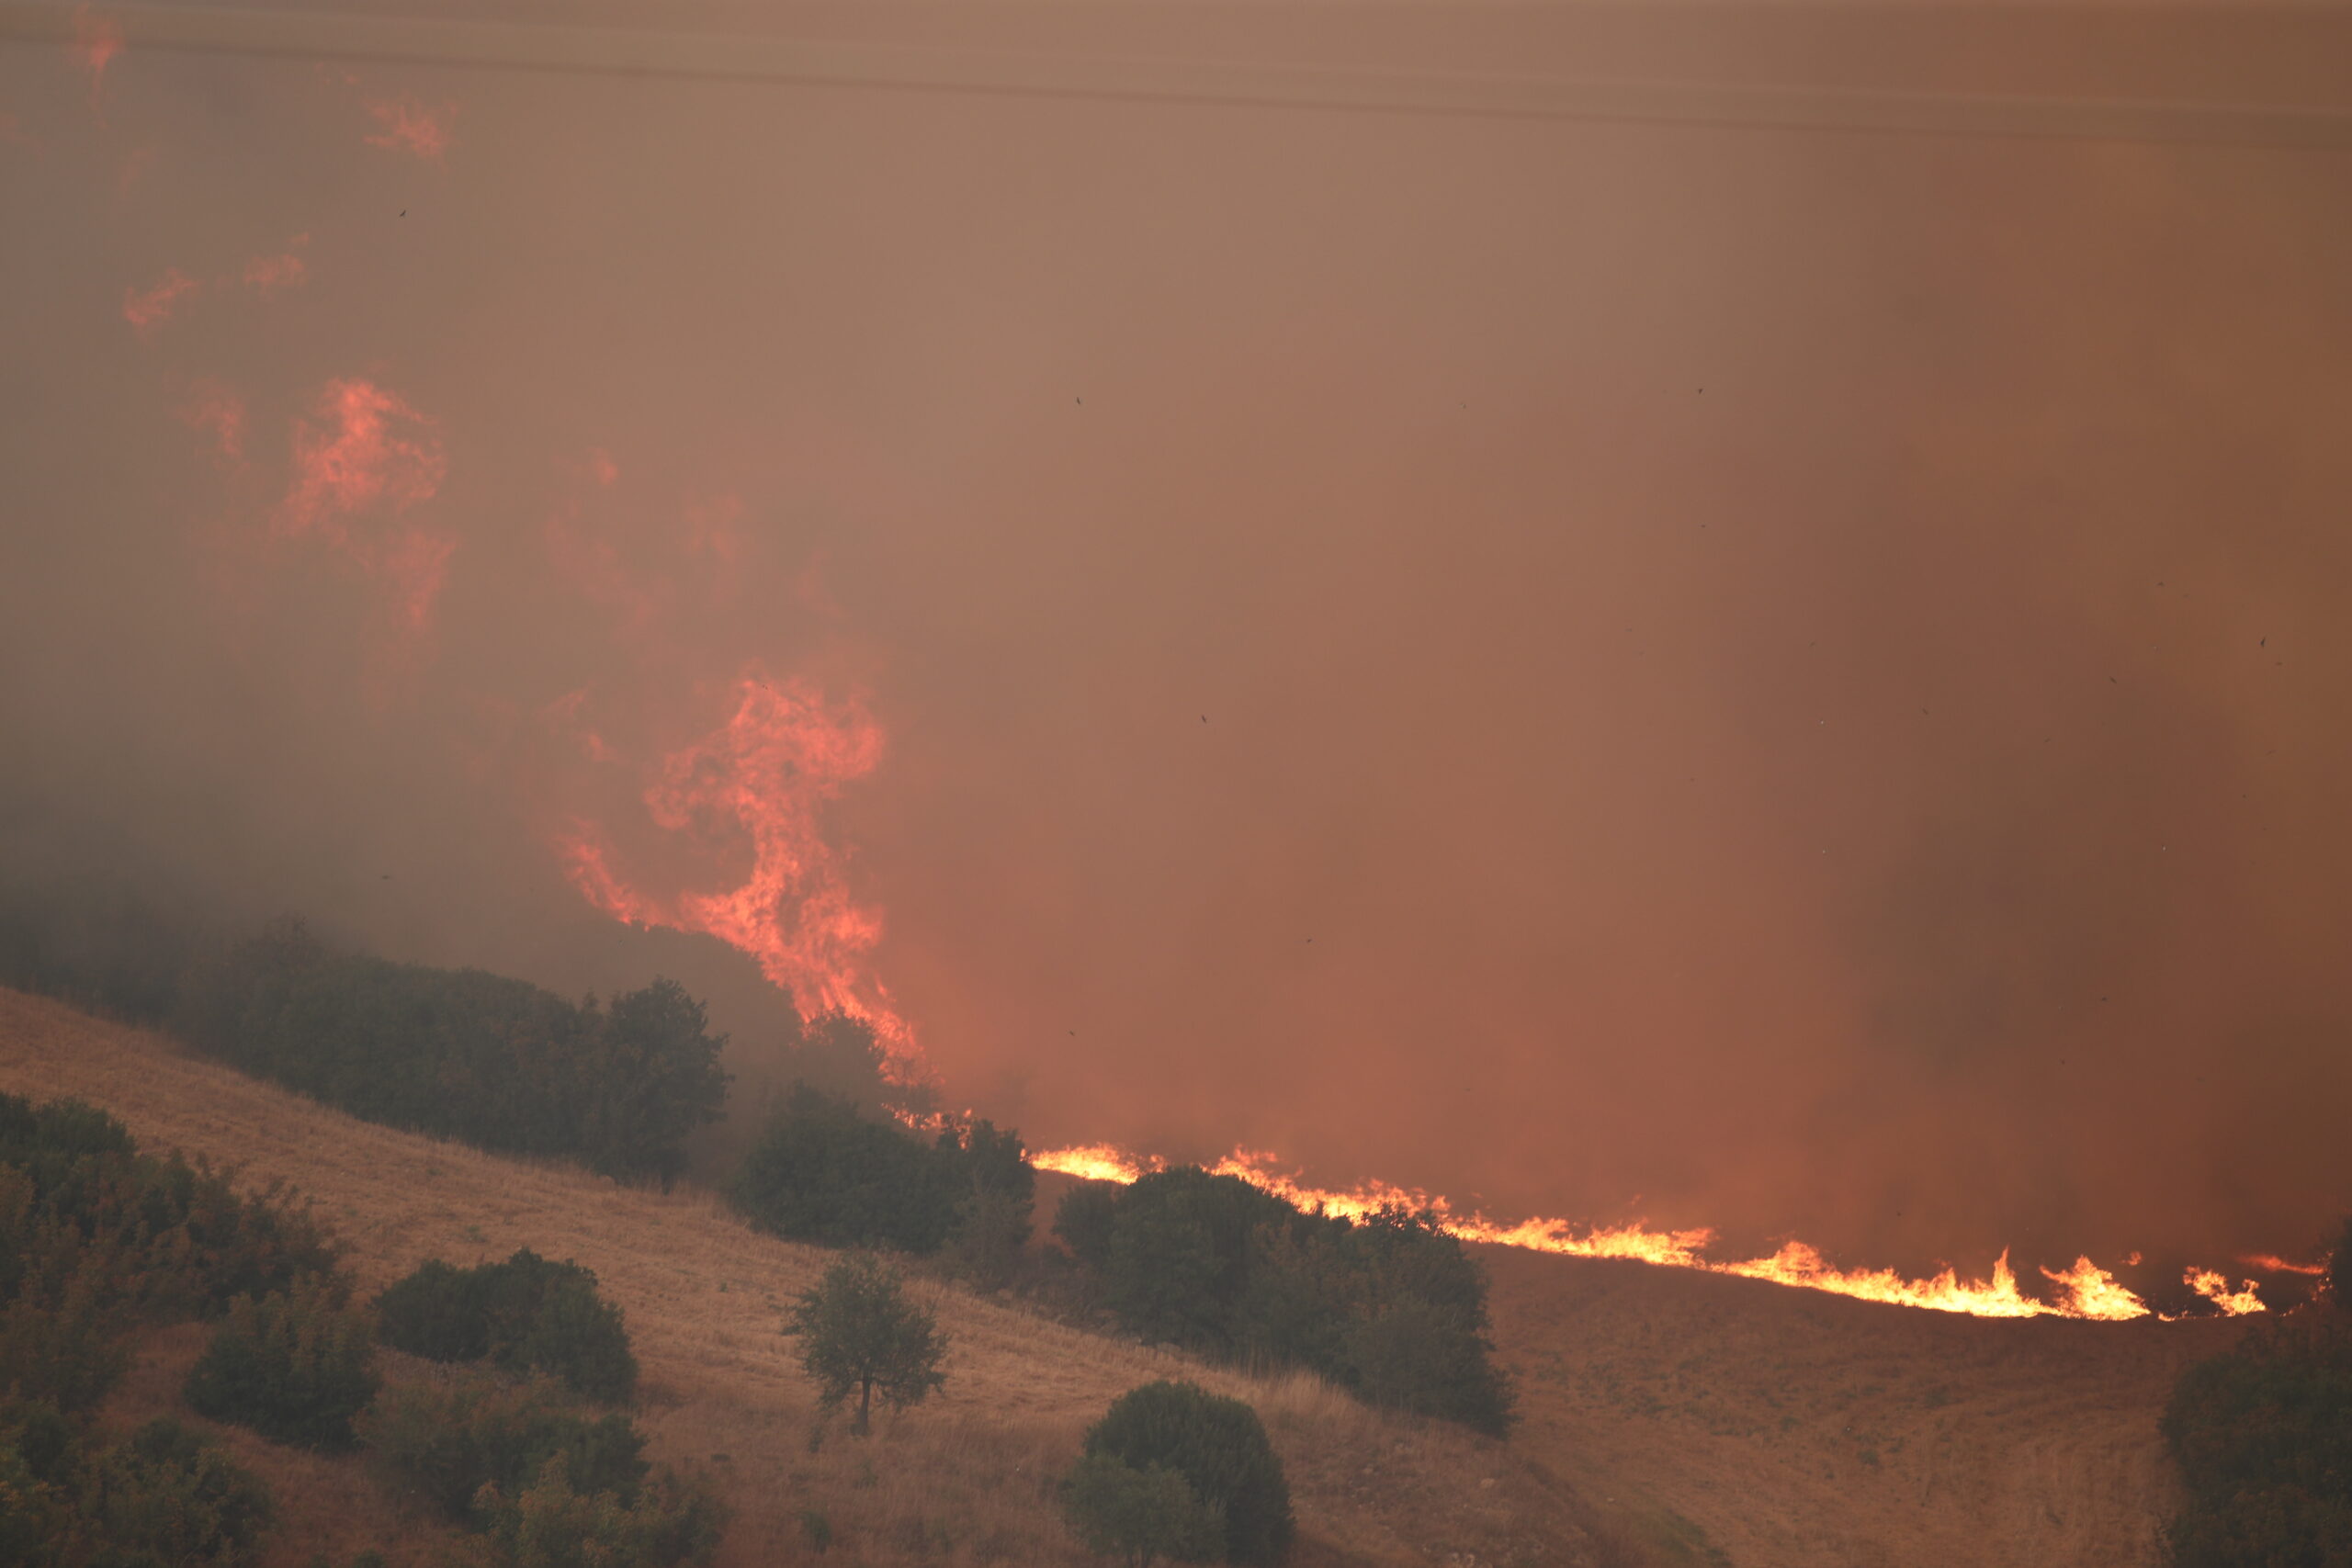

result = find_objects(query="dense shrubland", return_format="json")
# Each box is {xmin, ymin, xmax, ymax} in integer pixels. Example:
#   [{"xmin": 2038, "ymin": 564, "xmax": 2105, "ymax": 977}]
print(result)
[
  {"xmin": 1055, "ymin": 1168, "xmax": 1515, "ymax": 1436},
  {"xmin": 366, "ymin": 1374, "xmax": 726, "ymax": 1565},
  {"xmin": 0, "ymin": 1091, "xmax": 337, "ymax": 1564},
  {"xmin": 2161, "ymin": 1217, "xmax": 2352, "ymax": 1567},
  {"xmin": 0, "ymin": 1088, "xmax": 722, "ymax": 1568}
]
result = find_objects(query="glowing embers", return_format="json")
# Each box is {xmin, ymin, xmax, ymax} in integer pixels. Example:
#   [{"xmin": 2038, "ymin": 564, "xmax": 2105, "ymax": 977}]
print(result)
[{"xmin": 560, "ymin": 668, "xmax": 920, "ymax": 1074}]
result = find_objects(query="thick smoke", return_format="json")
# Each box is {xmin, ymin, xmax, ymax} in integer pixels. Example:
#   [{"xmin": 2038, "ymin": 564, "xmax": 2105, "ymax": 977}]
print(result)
[{"xmin": 4, "ymin": 5, "xmax": 2350, "ymax": 1282}]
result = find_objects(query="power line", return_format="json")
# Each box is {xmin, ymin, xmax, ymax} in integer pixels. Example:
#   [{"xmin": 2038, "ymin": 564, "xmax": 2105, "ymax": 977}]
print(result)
[{"xmin": 3, "ymin": 0, "xmax": 2349, "ymax": 147}]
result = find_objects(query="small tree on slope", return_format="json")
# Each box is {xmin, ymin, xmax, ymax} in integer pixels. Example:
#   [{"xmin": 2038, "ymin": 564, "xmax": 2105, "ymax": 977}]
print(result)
[{"xmin": 783, "ymin": 1254, "xmax": 947, "ymax": 1436}]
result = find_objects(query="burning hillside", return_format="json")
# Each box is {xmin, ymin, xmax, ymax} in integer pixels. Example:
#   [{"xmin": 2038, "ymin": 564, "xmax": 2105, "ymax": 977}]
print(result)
[{"xmin": 5, "ymin": 1, "xmax": 2350, "ymax": 1353}]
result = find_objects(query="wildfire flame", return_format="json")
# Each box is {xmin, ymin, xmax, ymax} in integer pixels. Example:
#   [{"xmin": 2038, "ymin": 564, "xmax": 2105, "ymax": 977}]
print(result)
[
  {"xmin": 2243, "ymin": 1253, "xmax": 2326, "ymax": 1276},
  {"xmin": 362, "ymin": 95, "xmax": 455, "ymax": 160},
  {"xmin": 2186, "ymin": 1268, "xmax": 2266, "ymax": 1315},
  {"xmin": 1035, "ymin": 1143, "xmax": 2273, "ymax": 1321},
  {"xmin": 560, "ymin": 668, "xmax": 923, "ymax": 1073},
  {"xmin": 72, "ymin": 5, "xmax": 121, "ymax": 104},
  {"xmin": 122, "ymin": 268, "xmax": 199, "ymax": 332},
  {"xmin": 277, "ymin": 378, "xmax": 455, "ymax": 632},
  {"xmin": 242, "ymin": 239, "xmax": 310, "ymax": 299}
]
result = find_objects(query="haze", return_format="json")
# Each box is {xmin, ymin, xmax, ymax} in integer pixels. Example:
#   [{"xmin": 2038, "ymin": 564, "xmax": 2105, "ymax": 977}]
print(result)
[{"xmin": 5, "ymin": 1, "xmax": 2350, "ymax": 1285}]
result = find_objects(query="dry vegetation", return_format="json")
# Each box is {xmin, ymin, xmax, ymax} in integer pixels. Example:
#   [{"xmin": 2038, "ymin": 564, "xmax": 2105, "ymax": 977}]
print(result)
[
  {"xmin": 1482, "ymin": 1230, "xmax": 2245, "ymax": 1567},
  {"xmin": 0, "ymin": 988, "xmax": 1597, "ymax": 1568},
  {"xmin": 0, "ymin": 986, "xmax": 2240, "ymax": 1567}
]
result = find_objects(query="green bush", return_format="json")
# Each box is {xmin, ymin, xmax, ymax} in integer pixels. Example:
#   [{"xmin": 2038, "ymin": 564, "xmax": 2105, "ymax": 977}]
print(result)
[
  {"xmin": 362, "ymin": 1376, "xmax": 648, "ymax": 1522},
  {"xmin": 1082, "ymin": 1382, "xmax": 1293, "ymax": 1567},
  {"xmin": 733, "ymin": 1085, "xmax": 1035, "ymax": 1264},
  {"xmin": 0, "ymin": 1094, "xmax": 343, "ymax": 1416},
  {"xmin": 373, "ymin": 1259, "xmax": 492, "ymax": 1361},
  {"xmin": 478, "ymin": 1451, "xmax": 728, "ymax": 1568},
  {"xmin": 374, "ymin": 1250, "xmax": 636, "ymax": 1403},
  {"xmin": 184, "ymin": 1278, "xmax": 379, "ymax": 1450},
  {"xmin": 1063, "ymin": 1451, "xmax": 1225, "ymax": 1567},
  {"xmin": 734, "ymin": 1086, "xmax": 958, "ymax": 1252},
  {"xmin": 74, "ymin": 1417, "xmax": 276, "ymax": 1568},
  {"xmin": 0, "ymin": 1266, "xmax": 132, "ymax": 1415}
]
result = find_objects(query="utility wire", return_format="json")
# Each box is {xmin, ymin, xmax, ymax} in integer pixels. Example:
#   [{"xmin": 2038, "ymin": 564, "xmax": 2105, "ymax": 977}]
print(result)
[{"xmin": 2, "ymin": 0, "xmax": 2349, "ymax": 147}]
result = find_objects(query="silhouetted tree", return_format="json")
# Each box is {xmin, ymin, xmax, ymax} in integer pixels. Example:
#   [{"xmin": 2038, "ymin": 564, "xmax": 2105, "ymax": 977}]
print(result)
[
  {"xmin": 783, "ymin": 1254, "xmax": 946, "ymax": 1437},
  {"xmin": 579, "ymin": 979, "xmax": 729, "ymax": 1187}
]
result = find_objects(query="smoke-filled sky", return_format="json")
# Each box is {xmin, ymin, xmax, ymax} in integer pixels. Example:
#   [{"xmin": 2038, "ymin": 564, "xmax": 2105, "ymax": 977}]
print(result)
[{"xmin": 6, "ymin": 1, "xmax": 2352, "ymax": 1280}]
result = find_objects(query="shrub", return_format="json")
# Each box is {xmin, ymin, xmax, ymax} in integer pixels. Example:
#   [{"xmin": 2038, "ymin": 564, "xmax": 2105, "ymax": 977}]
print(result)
[
  {"xmin": 0, "ymin": 1096, "xmax": 344, "ymax": 1417},
  {"xmin": 1341, "ymin": 1298, "xmax": 1514, "ymax": 1436},
  {"xmin": 1063, "ymin": 1451, "xmax": 1225, "ymax": 1567},
  {"xmin": 1054, "ymin": 1184, "xmax": 1120, "ymax": 1270},
  {"xmin": 1067, "ymin": 1169, "xmax": 1514, "ymax": 1434},
  {"xmin": 784, "ymin": 1254, "xmax": 947, "ymax": 1436},
  {"xmin": 184, "ymin": 1277, "xmax": 379, "ymax": 1450},
  {"xmin": 733, "ymin": 1086, "xmax": 1036, "ymax": 1265},
  {"xmin": 1082, "ymin": 1382, "xmax": 1293, "ymax": 1567},
  {"xmin": 375, "ymin": 1250, "xmax": 636, "ymax": 1403},
  {"xmin": 363, "ymin": 1376, "xmax": 648, "ymax": 1522},
  {"xmin": 479, "ymin": 1451, "xmax": 728, "ymax": 1568},
  {"xmin": 374, "ymin": 1259, "xmax": 492, "ymax": 1361},
  {"xmin": 0, "ymin": 1092, "xmax": 340, "ymax": 1324},
  {"xmin": 734, "ymin": 1086, "xmax": 958, "ymax": 1253},
  {"xmin": 74, "ymin": 1417, "xmax": 276, "ymax": 1568},
  {"xmin": 0, "ymin": 1266, "xmax": 132, "ymax": 1415}
]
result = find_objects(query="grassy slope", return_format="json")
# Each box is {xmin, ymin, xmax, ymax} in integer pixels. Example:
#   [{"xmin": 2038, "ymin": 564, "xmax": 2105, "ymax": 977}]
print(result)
[
  {"xmin": 0, "ymin": 988, "xmax": 1599, "ymax": 1568},
  {"xmin": 0, "ymin": 986, "xmax": 2237, "ymax": 1567},
  {"xmin": 1483, "ymin": 1222, "xmax": 2245, "ymax": 1567}
]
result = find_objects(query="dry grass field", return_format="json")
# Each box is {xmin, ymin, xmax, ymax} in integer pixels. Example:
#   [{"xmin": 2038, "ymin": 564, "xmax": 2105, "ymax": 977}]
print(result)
[
  {"xmin": 0, "ymin": 986, "xmax": 2234, "ymax": 1567},
  {"xmin": 0, "ymin": 987, "xmax": 1600, "ymax": 1568}
]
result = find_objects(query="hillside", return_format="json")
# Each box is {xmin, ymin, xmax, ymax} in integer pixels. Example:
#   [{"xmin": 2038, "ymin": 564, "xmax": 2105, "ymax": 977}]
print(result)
[
  {"xmin": 0, "ymin": 987, "xmax": 1599, "ymax": 1568},
  {"xmin": 0, "ymin": 987, "xmax": 2236, "ymax": 1567}
]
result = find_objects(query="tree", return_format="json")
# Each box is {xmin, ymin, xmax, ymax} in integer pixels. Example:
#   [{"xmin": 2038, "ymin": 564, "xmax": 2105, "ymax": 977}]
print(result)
[
  {"xmin": 783, "ymin": 1255, "xmax": 947, "ymax": 1436},
  {"xmin": 580, "ymin": 980, "xmax": 730, "ymax": 1187},
  {"xmin": 1082, "ymin": 1382, "xmax": 1293, "ymax": 1566},
  {"xmin": 1063, "ymin": 1452, "xmax": 1224, "ymax": 1567},
  {"xmin": 734, "ymin": 1086, "xmax": 958, "ymax": 1252}
]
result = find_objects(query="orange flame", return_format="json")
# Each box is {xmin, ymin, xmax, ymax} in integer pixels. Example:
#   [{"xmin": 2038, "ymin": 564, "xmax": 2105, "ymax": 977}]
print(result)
[
  {"xmin": 2185, "ymin": 1268, "xmax": 2267, "ymax": 1316},
  {"xmin": 363, "ymin": 95, "xmax": 455, "ymax": 160},
  {"xmin": 560, "ymin": 668, "xmax": 922, "ymax": 1071},
  {"xmin": 2242, "ymin": 1253, "xmax": 2326, "ymax": 1276},
  {"xmin": 122, "ymin": 268, "xmax": 198, "ymax": 332},
  {"xmin": 242, "ymin": 240, "xmax": 310, "ymax": 299},
  {"xmin": 278, "ymin": 378, "xmax": 455, "ymax": 632},
  {"xmin": 72, "ymin": 6, "xmax": 121, "ymax": 103},
  {"xmin": 176, "ymin": 379, "xmax": 245, "ymax": 466},
  {"xmin": 1035, "ymin": 1141, "xmax": 2282, "ymax": 1322}
]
